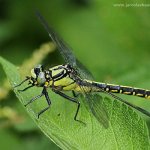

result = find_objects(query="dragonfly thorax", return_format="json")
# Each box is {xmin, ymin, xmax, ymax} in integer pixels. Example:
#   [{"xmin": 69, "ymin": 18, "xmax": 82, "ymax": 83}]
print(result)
[{"xmin": 47, "ymin": 64, "xmax": 79, "ymax": 90}]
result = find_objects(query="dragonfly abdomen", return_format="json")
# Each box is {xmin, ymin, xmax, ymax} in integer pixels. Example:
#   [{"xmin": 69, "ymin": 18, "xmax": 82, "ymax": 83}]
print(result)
[{"xmin": 91, "ymin": 82, "xmax": 150, "ymax": 99}]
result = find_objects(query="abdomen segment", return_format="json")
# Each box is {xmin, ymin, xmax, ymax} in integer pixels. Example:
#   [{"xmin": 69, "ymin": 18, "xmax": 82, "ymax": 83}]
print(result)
[{"xmin": 91, "ymin": 82, "xmax": 150, "ymax": 99}]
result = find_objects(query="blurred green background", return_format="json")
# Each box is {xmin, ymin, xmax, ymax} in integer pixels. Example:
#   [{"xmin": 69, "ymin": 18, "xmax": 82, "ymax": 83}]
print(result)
[{"xmin": 0, "ymin": 0, "xmax": 150, "ymax": 149}]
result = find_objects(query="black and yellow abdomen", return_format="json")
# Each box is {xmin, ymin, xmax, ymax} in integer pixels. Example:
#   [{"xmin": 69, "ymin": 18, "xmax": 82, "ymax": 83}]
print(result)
[{"xmin": 91, "ymin": 81, "xmax": 150, "ymax": 99}]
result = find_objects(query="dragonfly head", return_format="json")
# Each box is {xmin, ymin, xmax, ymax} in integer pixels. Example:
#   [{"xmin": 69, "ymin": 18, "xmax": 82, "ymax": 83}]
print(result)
[
  {"xmin": 13, "ymin": 64, "xmax": 46, "ymax": 88},
  {"xmin": 30, "ymin": 64, "xmax": 46, "ymax": 86}
]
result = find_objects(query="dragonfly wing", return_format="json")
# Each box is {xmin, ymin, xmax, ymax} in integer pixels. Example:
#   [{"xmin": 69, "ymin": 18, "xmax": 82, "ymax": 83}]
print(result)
[
  {"xmin": 36, "ymin": 11, "xmax": 76, "ymax": 67},
  {"xmin": 79, "ymin": 84, "xmax": 109, "ymax": 128},
  {"xmin": 36, "ymin": 11, "xmax": 94, "ymax": 80},
  {"xmin": 86, "ymin": 93, "xmax": 109, "ymax": 128},
  {"xmin": 76, "ymin": 59, "xmax": 94, "ymax": 80}
]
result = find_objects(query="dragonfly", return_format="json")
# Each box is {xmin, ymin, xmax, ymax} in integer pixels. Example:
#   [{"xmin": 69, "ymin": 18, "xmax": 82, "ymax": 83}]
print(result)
[{"xmin": 14, "ymin": 11, "xmax": 150, "ymax": 128}]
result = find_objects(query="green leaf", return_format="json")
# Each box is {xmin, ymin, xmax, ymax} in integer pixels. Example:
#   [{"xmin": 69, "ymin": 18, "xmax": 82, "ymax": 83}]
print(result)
[{"xmin": 0, "ymin": 56, "xmax": 150, "ymax": 150}]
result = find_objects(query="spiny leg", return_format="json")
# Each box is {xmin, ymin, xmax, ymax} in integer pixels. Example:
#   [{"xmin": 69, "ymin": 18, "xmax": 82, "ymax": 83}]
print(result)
[
  {"xmin": 24, "ymin": 93, "xmax": 44, "ymax": 107},
  {"xmin": 23, "ymin": 86, "xmax": 51, "ymax": 119},
  {"xmin": 37, "ymin": 87, "xmax": 51, "ymax": 118},
  {"xmin": 18, "ymin": 85, "xmax": 34, "ymax": 92},
  {"xmin": 53, "ymin": 88, "xmax": 83, "ymax": 124},
  {"xmin": 13, "ymin": 76, "xmax": 30, "ymax": 88}
]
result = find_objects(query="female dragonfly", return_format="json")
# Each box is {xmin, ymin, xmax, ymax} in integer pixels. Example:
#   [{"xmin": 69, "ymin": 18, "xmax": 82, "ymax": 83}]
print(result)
[{"xmin": 14, "ymin": 11, "xmax": 150, "ymax": 128}]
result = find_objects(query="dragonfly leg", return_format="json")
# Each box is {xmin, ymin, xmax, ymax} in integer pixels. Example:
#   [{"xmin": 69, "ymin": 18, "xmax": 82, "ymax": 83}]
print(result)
[
  {"xmin": 23, "ymin": 86, "xmax": 51, "ymax": 118},
  {"xmin": 13, "ymin": 76, "xmax": 30, "ymax": 88},
  {"xmin": 24, "ymin": 93, "xmax": 43, "ymax": 107},
  {"xmin": 52, "ymin": 88, "xmax": 83, "ymax": 124},
  {"xmin": 18, "ymin": 85, "xmax": 34, "ymax": 92},
  {"xmin": 37, "ymin": 87, "xmax": 51, "ymax": 118},
  {"xmin": 72, "ymin": 90, "xmax": 80, "ymax": 97}
]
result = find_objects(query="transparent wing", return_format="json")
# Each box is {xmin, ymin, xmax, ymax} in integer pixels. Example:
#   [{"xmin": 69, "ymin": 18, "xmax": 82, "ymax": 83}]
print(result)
[
  {"xmin": 79, "ymin": 82, "xmax": 109, "ymax": 128},
  {"xmin": 36, "ymin": 11, "xmax": 76, "ymax": 66},
  {"xmin": 36, "ymin": 11, "xmax": 109, "ymax": 127},
  {"xmin": 85, "ymin": 93, "xmax": 109, "ymax": 128},
  {"xmin": 36, "ymin": 11, "xmax": 93, "ymax": 80}
]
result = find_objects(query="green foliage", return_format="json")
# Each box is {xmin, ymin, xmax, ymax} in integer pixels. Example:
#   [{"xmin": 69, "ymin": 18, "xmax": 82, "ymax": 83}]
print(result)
[
  {"xmin": 1, "ymin": 0, "xmax": 150, "ymax": 149},
  {"xmin": 0, "ymin": 56, "xmax": 150, "ymax": 149}
]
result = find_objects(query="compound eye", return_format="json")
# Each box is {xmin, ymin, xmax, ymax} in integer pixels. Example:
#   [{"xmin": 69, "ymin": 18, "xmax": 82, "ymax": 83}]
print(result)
[
  {"xmin": 34, "ymin": 67, "xmax": 41, "ymax": 76},
  {"xmin": 31, "ymin": 69, "xmax": 37, "ymax": 78},
  {"xmin": 34, "ymin": 64, "xmax": 44, "ymax": 77},
  {"xmin": 31, "ymin": 64, "xmax": 44, "ymax": 79}
]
